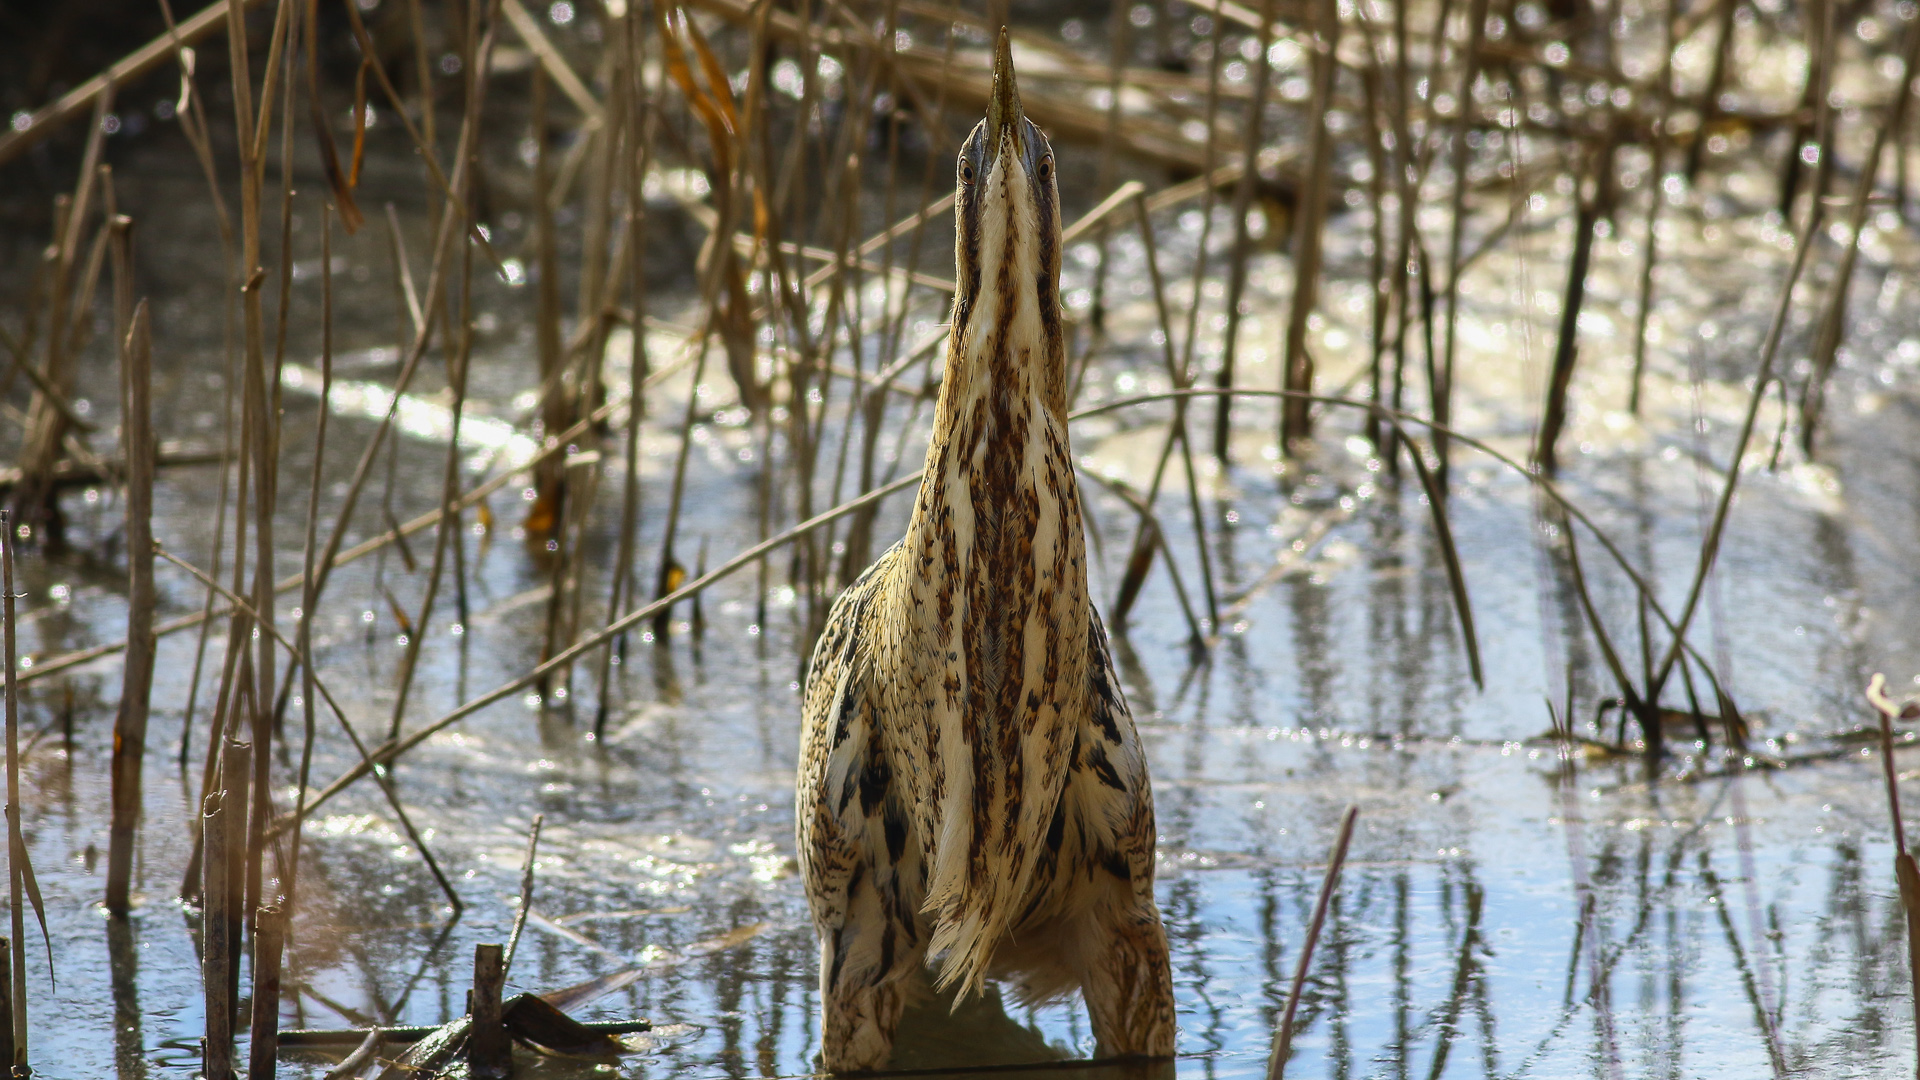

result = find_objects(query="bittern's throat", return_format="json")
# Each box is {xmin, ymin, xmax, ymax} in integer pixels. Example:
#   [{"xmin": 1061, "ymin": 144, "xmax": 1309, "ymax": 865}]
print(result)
[{"xmin": 943, "ymin": 30, "xmax": 1067, "ymax": 430}]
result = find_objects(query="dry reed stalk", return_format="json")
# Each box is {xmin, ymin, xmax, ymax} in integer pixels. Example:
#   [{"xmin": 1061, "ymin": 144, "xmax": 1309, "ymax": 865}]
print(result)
[
  {"xmin": 1279, "ymin": 0, "xmax": 1342, "ymax": 451},
  {"xmin": 221, "ymin": 737, "xmax": 251, "ymax": 1007},
  {"xmin": 249, "ymin": 904, "xmax": 286, "ymax": 1080},
  {"xmin": 1534, "ymin": 132, "xmax": 1615, "ymax": 474},
  {"xmin": 1177, "ymin": 8, "xmax": 1229, "ymax": 414},
  {"xmin": 1082, "ymin": 467, "xmax": 1205, "ymax": 646},
  {"xmin": 1865, "ymin": 673, "xmax": 1920, "ymax": 1080},
  {"xmin": 503, "ymin": 814, "xmax": 545, "ymax": 977},
  {"xmin": 0, "ymin": 937, "xmax": 10, "ymax": 1068},
  {"xmin": 1, "ymin": 511, "xmax": 24, "ymax": 1068},
  {"xmin": 201, "ymin": 743, "xmax": 241, "ymax": 1079},
  {"xmin": 651, "ymin": 338, "xmax": 712, "ymax": 637},
  {"xmin": 287, "ymin": 201, "xmax": 335, "ymax": 928},
  {"xmin": 1087, "ymin": 0, "xmax": 1133, "ymax": 335},
  {"xmin": 531, "ymin": 64, "xmax": 567, "ymax": 524},
  {"xmin": 1266, "ymin": 805, "xmax": 1358, "ymax": 1080},
  {"xmin": 1380, "ymin": 0, "xmax": 1420, "ymax": 474},
  {"xmin": 165, "ymin": 0, "xmax": 244, "ymax": 766},
  {"xmin": 1355, "ymin": 19, "xmax": 1388, "ymax": 448},
  {"xmin": 1559, "ymin": 513, "xmax": 1655, "ymax": 756},
  {"xmin": 1212, "ymin": 0, "xmax": 1284, "ymax": 460},
  {"xmin": 107, "ymin": 295, "xmax": 157, "ymax": 917},
  {"xmin": 596, "ymin": 3, "xmax": 656, "ymax": 732},
  {"xmin": 1627, "ymin": 0, "xmax": 1677, "ymax": 415},
  {"xmin": 470, "ymin": 944, "xmax": 510, "ymax": 1077},
  {"xmin": 1434, "ymin": 0, "xmax": 1492, "ymax": 485},
  {"xmin": 300, "ymin": 54, "xmax": 492, "ymax": 618}
]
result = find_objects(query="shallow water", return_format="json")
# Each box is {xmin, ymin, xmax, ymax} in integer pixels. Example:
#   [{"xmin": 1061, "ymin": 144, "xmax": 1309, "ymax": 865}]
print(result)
[{"xmin": 4, "ymin": 43, "xmax": 1920, "ymax": 1080}]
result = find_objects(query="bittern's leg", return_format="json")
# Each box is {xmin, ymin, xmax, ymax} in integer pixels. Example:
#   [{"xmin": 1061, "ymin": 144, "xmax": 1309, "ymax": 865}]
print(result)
[
  {"xmin": 1081, "ymin": 899, "xmax": 1176, "ymax": 1059},
  {"xmin": 818, "ymin": 868, "xmax": 924, "ymax": 1072}
]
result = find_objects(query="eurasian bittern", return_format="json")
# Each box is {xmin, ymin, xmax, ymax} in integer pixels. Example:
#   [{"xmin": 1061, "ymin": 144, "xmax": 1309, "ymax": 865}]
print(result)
[{"xmin": 796, "ymin": 32, "xmax": 1176, "ymax": 1072}]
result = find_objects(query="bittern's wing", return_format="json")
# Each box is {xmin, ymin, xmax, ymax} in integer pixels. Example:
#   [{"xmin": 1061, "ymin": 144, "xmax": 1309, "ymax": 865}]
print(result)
[{"xmin": 797, "ymin": 543, "xmax": 925, "ymax": 1062}]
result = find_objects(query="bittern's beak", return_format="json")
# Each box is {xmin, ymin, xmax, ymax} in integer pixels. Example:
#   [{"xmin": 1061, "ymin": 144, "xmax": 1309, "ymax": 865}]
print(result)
[{"xmin": 985, "ymin": 28, "xmax": 1025, "ymax": 166}]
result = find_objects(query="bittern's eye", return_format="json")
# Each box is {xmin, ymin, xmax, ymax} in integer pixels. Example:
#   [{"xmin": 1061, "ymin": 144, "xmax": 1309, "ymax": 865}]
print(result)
[
  {"xmin": 960, "ymin": 160, "xmax": 975, "ymax": 185},
  {"xmin": 1037, "ymin": 155, "xmax": 1053, "ymax": 182}
]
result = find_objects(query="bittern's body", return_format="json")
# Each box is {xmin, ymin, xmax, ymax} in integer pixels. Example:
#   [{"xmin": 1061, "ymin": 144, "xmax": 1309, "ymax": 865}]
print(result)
[{"xmin": 796, "ymin": 35, "xmax": 1175, "ymax": 1072}]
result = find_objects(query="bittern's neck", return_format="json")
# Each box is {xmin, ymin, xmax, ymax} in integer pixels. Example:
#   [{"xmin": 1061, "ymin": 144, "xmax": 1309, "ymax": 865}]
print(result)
[{"xmin": 936, "ymin": 177, "xmax": 1065, "ymax": 443}]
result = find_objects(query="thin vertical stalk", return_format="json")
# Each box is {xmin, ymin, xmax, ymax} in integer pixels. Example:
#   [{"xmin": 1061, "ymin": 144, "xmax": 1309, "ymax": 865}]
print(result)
[
  {"xmin": 1213, "ymin": 0, "xmax": 1283, "ymax": 460},
  {"xmin": 1280, "ymin": 0, "xmax": 1342, "ymax": 450},
  {"xmin": 597, "ymin": 3, "xmax": 654, "ymax": 733},
  {"xmin": 1627, "ymin": 0, "xmax": 1676, "ymax": 414},
  {"xmin": 1, "ymin": 511, "xmax": 24, "ymax": 1068},
  {"xmin": 108, "ymin": 293, "xmax": 157, "ymax": 917},
  {"xmin": 1177, "ymin": 7, "xmax": 1227, "ymax": 388},
  {"xmin": 287, "ymin": 202, "xmax": 334, "ymax": 921},
  {"xmin": 1436, "ymin": 0, "xmax": 1493, "ymax": 484},
  {"xmin": 1128, "ymin": 194, "xmax": 1218, "ymax": 628},
  {"xmin": 1534, "ymin": 134, "xmax": 1615, "ymax": 473},
  {"xmin": 1266, "ymin": 805, "xmax": 1359, "ymax": 1080}
]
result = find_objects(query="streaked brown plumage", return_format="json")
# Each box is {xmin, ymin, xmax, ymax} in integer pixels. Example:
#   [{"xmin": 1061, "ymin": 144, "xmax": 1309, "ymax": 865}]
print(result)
[{"xmin": 796, "ymin": 32, "xmax": 1175, "ymax": 1072}]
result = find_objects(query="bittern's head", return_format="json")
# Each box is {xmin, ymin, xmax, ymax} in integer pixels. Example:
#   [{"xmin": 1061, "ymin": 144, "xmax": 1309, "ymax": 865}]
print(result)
[{"xmin": 948, "ymin": 30, "xmax": 1066, "ymax": 413}]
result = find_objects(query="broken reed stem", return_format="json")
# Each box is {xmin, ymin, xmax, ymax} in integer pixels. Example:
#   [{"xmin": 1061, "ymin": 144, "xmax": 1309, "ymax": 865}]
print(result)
[
  {"xmin": 503, "ymin": 813, "xmax": 544, "ymax": 978},
  {"xmin": 201, "ymin": 744, "xmax": 238, "ymax": 1080},
  {"xmin": 108, "ymin": 297, "xmax": 157, "ymax": 917},
  {"xmin": 1, "ymin": 510, "xmax": 25, "ymax": 1069},
  {"xmin": 248, "ymin": 904, "xmax": 286, "ymax": 1080},
  {"xmin": 469, "ymin": 943, "xmax": 510, "ymax": 1079},
  {"xmin": 0, "ymin": 937, "xmax": 10, "ymax": 1069},
  {"xmin": 1266, "ymin": 805, "xmax": 1358, "ymax": 1080}
]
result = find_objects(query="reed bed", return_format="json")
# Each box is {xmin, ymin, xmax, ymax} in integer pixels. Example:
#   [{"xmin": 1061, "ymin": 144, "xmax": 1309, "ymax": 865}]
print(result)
[{"xmin": 0, "ymin": 0, "xmax": 1917, "ymax": 1071}]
